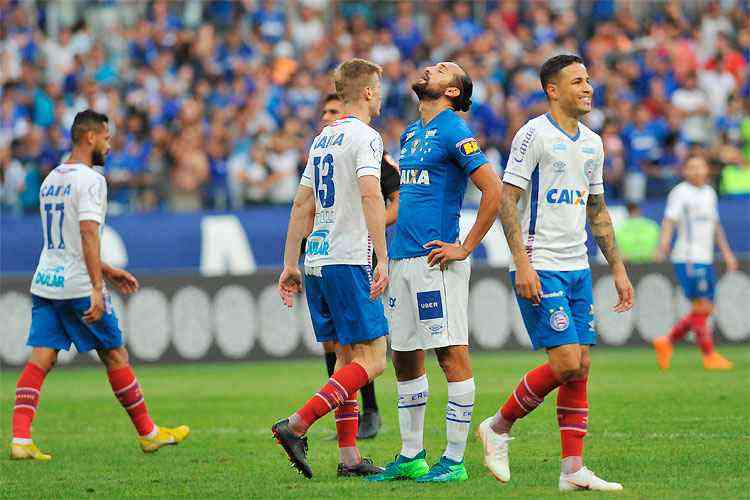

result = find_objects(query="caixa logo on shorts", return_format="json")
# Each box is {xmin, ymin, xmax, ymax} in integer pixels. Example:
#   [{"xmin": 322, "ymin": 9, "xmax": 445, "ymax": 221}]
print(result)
[{"xmin": 549, "ymin": 307, "xmax": 570, "ymax": 332}]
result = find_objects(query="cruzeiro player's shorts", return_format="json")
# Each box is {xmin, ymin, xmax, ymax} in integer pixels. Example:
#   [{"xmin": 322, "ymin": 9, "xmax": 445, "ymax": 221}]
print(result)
[
  {"xmin": 27, "ymin": 293, "xmax": 124, "ymax": 352},
  {"xmin": 304, "ymin": 264, "xmax": 388, "ymax": 346},
  {"xmin": 511, "ymin": 269, "xmax": 596, "ymax": 350},
  {"xmin": 674, "ymin": 262, "xmax": 715, "ymax": 301},
  {"xmin": 386, "ymin": 255, "xmax": 470, "ymax": 351}
]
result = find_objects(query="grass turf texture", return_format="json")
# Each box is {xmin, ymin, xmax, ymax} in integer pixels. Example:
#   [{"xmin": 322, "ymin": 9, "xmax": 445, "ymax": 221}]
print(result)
[{"xmin": 1, "ymin": 345, "xmax": 748, "ymax": 499}]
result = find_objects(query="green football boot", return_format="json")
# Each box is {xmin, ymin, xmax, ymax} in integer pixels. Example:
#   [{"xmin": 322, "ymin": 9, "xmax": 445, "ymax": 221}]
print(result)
[
  {"xmin": 364, "ymin": 450, "xmax": 430, "ymax": 482},
  {"xmin": 415, "ymin": 456, "xmax": 468, "ymax": 483}
]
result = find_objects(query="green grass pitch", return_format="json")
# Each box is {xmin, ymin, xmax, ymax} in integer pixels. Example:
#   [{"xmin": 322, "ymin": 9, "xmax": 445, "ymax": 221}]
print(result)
[{"xmin": 1, "ymin": 344, "xmax": 748, "ymax": 499}]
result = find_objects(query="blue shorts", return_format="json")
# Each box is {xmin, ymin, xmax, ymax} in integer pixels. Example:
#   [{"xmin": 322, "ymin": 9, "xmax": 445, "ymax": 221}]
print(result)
[
  {"xmin": 304, "ymin": 264, "xmax": 388, "ymax": 346},
  {"xmin": 674, "ymin": 263, "xmax": 715, "ymax": 301},
  {"xmin": 27, "ymin": 294, "xmax": 124, "ymax": 352},
  {"xmin": 511, "ymin": 269, "xmax": 596, "ymax": 350}
]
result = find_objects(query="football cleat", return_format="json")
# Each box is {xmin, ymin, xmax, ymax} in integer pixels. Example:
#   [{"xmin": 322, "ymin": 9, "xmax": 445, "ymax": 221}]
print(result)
[
  {"xmin": 559, "ymin": 466, "xmax": 623, "ymax": 491},
  {"xmin": 337, "ymin": 457, "xmax": 384, "ymax": 477},
  {"xmin": 703, "ymin": 351, "xmax": 733, "ymax": 371},
  {"xmin": 139, "ymin": 425, "xmax": 190, "ymax": 453},
  {"xmin": 653, "ymin": 336, "xmax": 673, "ymax": 370},
  {"xmin": 415, "ymin": 456, "xmax": 468, "ymax": 483},
  {"xmin": 10, "ymin": 441, "xmax": 52, "ymax": 461},
  {"xmin": 365, "ymin": 450, "xmax": 430, "ymax": 481},
  {"xmin": 272, "ymin": 419, "xmax": 312, "ymax": 479},
  {"xmin": 477, "ymin": 416, "xmax": 512, "ymax": 482}
]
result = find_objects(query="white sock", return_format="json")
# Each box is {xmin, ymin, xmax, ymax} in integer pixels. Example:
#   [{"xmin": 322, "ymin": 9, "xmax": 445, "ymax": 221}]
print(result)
[
  {"xmin": 444, "ymin": 377, "xmax": 475, "ymax": 462},
  {"xmin": 398, "ymin": 374, "xmax": 428, "ymax": 458},
  {"xmin": 143, "ymin": 426, "xmax": 158, "ymax": 439},
  {"xmin": 12, "ymin": 437, "xmax": 32, "ymax": 445}
]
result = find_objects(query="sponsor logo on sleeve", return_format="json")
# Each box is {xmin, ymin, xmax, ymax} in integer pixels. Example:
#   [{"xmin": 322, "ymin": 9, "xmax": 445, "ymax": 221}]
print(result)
[{"xmin": 456, "ymin": 137, "xmax": 480, "ymax": 156}]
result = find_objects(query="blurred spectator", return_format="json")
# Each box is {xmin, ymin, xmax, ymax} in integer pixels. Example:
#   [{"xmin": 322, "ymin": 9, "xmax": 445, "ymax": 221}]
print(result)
[
  {"xmin": 719, "ymin": 146, "xmax": 750, "ymax": 195},
  {"xmin": 1, "ymin": 0, "xmax": 748, "ymax": 216},
  {"xmin": 614, "ymin": 202, "xmax": 661, "ymax": 263}
]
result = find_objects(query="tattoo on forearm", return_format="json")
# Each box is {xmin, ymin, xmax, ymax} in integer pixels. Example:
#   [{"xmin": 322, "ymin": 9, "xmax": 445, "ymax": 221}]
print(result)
[
  {"xmin": 499, "ymin": 185, "xmax": 529, "ymax": 263},
  {"xmin": 587, "ymin": 194, "xmax": 623, "ymax": 267}
]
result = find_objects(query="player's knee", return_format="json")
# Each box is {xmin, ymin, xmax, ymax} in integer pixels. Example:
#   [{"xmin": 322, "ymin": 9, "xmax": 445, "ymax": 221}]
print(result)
[
  {"xmin": 551, "ymin": 354, "xmax": 582, "ymax": 382},
  {"xmin": 361, "ymin": 354, "xmax": 386, "ymax": 379},
  {"xmin": 30, "ymin": 349, "xmax": 58, "ymax": 373},
  {"xmin": 578, "ymin": 355, "xmax": 591, "ymax": 378},
  {"xmin": 98, "ymin": 347, "xmax": 130, "ymax": 369}
]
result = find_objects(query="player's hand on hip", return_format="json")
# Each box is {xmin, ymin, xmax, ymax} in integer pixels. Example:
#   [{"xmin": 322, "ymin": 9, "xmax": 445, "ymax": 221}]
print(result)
[
  {"xmin": 370, "ymin": 260, "xmax": 389, "ymax": 300},
  {"xmin": 84, "ymin": 288, "xmax": 105, "ymax": 323},
  {"xmin": 613, "ymin": 269, "xmax": 634, "ymax": 313},
  {"xmin": 278, "ymin": 265, "xmax": 302, "ymax": 308},
  {"xmin": 515, "ymin": 263, "xmax": 542, "ymax": 304},
  {"xmin": 107, "ymin": 268, "xmax": 139, "ymax": 295},
  {"xmin": 424, "ymin": 240, "xmax": 469, "ymax": 271}
]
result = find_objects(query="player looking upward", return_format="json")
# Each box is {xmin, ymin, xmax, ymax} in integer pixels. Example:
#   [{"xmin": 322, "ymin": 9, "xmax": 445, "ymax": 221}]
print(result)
[
  {"xmin": 653, "ymin": 156, "xmax": 738, "ymax": 370},
  {"xmin": 10, "ymin": 110, "xmax": 189, "ymax": 461},
  {"xmin": 368, "ymin": 62, "xmax": 502, "ymax": 483},
  {"xmin": 477, "ymin": 54, "xmax": 633, "ymax": 491},
  {"xmin": 318, "ymin": 93, "xmax": 400, "ymax": 439},
  {"xmin": 272, "ymin": 58, "xmax": 389, "ymax": 479}
]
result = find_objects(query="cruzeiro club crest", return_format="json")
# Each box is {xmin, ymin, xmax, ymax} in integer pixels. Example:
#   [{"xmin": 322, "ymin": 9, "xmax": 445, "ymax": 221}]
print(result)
[{"xmin": 549, "ymin": 307, "xmax": 570, "ymax": 332}]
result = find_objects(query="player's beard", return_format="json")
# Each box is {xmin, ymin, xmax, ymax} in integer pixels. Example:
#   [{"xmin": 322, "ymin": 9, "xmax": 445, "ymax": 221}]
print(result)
[
  {"xmin": 92, "ymin": 148, "xmax": 106, "ymax": 167},
  {"xmin": 412, "ymin": 80, "xmax": 444, "ymax": 102}
]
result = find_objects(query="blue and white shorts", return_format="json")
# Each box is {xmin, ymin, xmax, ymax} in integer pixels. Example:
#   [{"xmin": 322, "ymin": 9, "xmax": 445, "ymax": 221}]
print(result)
[
  {"xmin": 304, "ymin": 264, "xmax": 388, "ymax": 346},
  {"xmin": 511, "ymin": 269, "xmax": 596, "ymax": 350},
  {"xmin": 674, "ymin": 263, "xmax": 715, "ymax": 301},
  {"xmin": 386, "ymin": 255, "xmax": 470, "ymax": 351}
]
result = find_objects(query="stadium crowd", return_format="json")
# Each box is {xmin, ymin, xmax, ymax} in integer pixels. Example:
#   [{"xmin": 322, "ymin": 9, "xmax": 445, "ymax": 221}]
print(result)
[{"xmin": 2, "ymin": 0, "xmax": 750, "ymax": 214}]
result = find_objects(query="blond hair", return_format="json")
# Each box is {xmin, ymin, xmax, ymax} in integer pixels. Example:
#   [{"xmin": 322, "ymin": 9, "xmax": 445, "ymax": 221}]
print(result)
[{"xmin": 333, "ymin": 58, "xmax": 383, "ymax": 103}]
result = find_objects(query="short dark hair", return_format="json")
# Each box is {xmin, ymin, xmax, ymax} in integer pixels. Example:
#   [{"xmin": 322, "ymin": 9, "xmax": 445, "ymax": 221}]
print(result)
[
  {"xmin": 539, "ymin": 54, "xmax": 584, "ymax": 96},
  {"xmin": 449, "ymin": 68, "xmax": 473, "ymax": 112},
  {"xmin": 324, "ymin": 93, "xmax": 341, "ymax": 104},
  {"xmin": 71, "ymin": 109, "xmax": 109, "ymax": 144}
]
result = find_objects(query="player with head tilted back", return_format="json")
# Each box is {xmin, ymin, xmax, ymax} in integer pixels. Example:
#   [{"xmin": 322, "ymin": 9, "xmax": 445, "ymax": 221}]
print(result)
[
  {"xmin": 272, "ymin": 59, "xmax": 389, "ymax": 479},
  {"xmin": 10, "ymin": 110, "xmax": 189, "ymax": 461},
  {"xmin": 317, "ymin": 93, "xmax": 401, "ymax": 439},
  {"xmin": 477, "ymin": 55, "xmax": 634, "ymax": 491},
  {"xmin": 653, "ymin": 156, "xmax": 738, "ymax": 371},
  {"xmin": 367, "ymin": 62, "xmax": 502, "ymax": 483}
]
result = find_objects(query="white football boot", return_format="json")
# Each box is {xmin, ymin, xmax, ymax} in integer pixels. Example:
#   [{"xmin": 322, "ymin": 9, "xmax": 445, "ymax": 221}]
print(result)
[
  {"xmin": 559, "ymin": 466, "xmax": 623, "ymax": 491},
  {"xmin": 477, "ymin": 416, "xmax": 512, "ymax": 482}
]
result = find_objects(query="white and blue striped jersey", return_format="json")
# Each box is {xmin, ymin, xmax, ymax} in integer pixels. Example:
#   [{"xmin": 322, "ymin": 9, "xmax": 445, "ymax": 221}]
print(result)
[
  {"xmin": 300, "ymin": 116, "xmax": 384, "ymax": 267},
  {"xmin": 503, "ymin": 113, "xmax": 604, "ymax": 271},
  {"xmin": 664, "ymin": 182, "xmax": 718, "ymax": 265},
  {"xmin": 30, "ymin": 163, "xmax": 108, "ymax": 299}
]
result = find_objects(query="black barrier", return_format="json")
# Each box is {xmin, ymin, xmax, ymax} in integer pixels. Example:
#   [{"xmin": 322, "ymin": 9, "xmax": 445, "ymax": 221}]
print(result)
[{"xmin": 1, "ymin": 262, "xmax": 748, "ymax": 366}]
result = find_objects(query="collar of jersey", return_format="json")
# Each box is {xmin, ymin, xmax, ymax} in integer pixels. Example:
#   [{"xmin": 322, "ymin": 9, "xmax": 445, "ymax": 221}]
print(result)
[
  {"xmin": 545, "ymin": 112, "xmax": 580, "ymax": 142},
  {"xmin": 420, "ymin": 107, "xmax": 452, "ymax": 128}
]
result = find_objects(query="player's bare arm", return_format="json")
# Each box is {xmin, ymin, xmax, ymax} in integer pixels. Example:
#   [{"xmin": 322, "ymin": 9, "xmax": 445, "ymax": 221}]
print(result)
[
  {"xmin": 359, "ymin": 174, "xmax": 389, "ymax": 299},
  {"xmin": 656, "ymin": 217, "xmax": 675, "ymax": 262},
  {"xmin": 499, "ymin": 182, "xmax": 542, "ymax": 303},
  {"xmin": 102, "ymin": 263, "xmax": 139, "ymax": 295},
  {"xmin": 425, "ymin": 163, "xmax": 501, "ymax": 270},
  {"xmin": 715, "ymin": 223, "xmax": 738, "ymax": 271},
  {"xmin": 586, "ymin": 193, "xmax": 633, "ymax": 312},
  {"xmin": 80, "ymin": 220, "xmax": 105, "ymax": 323},
  {"xmin": 279, "ymin": 185, "xmax": 315, "ymax": 308}
]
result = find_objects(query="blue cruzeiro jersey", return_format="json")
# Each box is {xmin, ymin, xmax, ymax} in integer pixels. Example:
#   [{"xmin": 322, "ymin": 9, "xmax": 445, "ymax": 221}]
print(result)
[{"xmin": 390, "ymin": 108, "xmax": 488, "ymax": 259}]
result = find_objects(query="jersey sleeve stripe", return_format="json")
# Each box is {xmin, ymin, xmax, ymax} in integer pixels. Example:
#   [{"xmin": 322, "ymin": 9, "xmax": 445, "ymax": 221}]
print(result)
[
  {"xmin": 503, "ymin": 171, "xmax": 530, "ymax": 190},
  {"xmin": 356, "ymin": 165, "xmax": 378, "ymax": 172}
]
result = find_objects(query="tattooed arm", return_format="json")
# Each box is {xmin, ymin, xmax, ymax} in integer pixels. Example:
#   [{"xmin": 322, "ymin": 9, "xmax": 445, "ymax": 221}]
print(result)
[
  {"xmin": 499, "ymin": 183, "xmax": 542, "ymax": 303},
  {"xmin": 586, "ymin": 194, "xmax": 634, "ymax": 312}
]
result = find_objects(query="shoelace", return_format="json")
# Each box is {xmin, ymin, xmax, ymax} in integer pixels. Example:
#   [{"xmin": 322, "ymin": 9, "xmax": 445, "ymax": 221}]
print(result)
[{"xmin": 488, "ymin": 434, "xmax": 513, "ymax": 460}]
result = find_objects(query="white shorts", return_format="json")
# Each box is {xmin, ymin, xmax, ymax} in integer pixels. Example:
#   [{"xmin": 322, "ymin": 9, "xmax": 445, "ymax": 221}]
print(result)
[{"xmin": 385, "ymin": 255, "xmax": 470, "ymax": 351}]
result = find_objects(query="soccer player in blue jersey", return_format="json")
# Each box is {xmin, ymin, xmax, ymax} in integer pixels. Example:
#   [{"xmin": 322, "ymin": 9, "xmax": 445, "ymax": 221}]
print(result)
[
  {"xmin": 368, "ymin": 62, "xmax": 502, "ymax": 483},
  {"xmin": 477, "ymin": 54, "xmax": 634, "ymax": 492}
]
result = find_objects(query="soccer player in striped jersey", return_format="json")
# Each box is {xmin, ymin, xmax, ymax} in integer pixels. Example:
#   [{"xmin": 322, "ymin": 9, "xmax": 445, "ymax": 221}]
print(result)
[
  {"xmin": 653, "ymin": 156, "xmax": 738, "ymax": 370},
  {"xmin": 318, "ymin": 93, "xmax": 401, "ymax": 439},
  {"xmin": 478, "ymin": 55, "xmax": 633, "ymax": 491},
  {"xmin": 272, "ymin": 59, "xmax": 389, "ymax": 479},
  {"xmin": 10, "ymin": 110, "xmax": 189, "ymax": 461}
]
